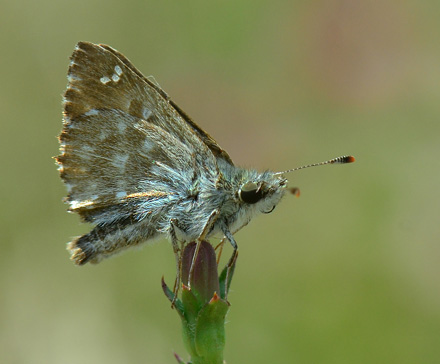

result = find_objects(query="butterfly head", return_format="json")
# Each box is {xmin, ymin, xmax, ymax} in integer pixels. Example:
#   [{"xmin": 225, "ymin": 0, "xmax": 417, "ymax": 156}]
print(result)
[
  {"xmin": 238, "ymin": 172, "xmax": 288, "ymax": 214},
  {"xmin": 235, "ymin": 155, "xmax": 356, "ymax": 215}
]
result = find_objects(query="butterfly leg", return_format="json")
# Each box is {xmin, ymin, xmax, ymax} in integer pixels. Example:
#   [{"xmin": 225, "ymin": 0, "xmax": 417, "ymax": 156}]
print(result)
[
  {"xmin": 220, "ymin": 224, "xmax": 239, "ymax": 300},
  {"xmin": 187, "ymin": 209, "xmax": 220, "ymax": 288},
  {"xmin": 214, "ymin": 238, "xmax": 226, "ymax": 265},
  {"xmin": 169, "ymin": 219, "xmax": 181, "ymax": 306}
]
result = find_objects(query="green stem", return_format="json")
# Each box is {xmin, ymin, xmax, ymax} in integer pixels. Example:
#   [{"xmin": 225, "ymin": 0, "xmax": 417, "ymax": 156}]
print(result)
[{"xmin": 163, "ymin": 241, "xmax": 236, "ymax": 364}]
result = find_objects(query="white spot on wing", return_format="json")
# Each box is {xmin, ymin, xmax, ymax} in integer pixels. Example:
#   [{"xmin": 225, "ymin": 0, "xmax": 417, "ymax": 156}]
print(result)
[
  {"xmin": 117, "ymin": 121, "xmax": 127, "ymax": 133},
  {"xmin": 116, "ymin": 191, "xmax": 127, "ymax": 199},
  {"xmin": 89, "ymin": 183, "xmax": 98, "ymax": 193},
  {"xmin": 85, "ymin": 109, "xmax": 99, "ymax": 116},
  {"xmin": 142, "ymin": 107, "xmax": 152, "ymax": 120},
  {"xmin": 67, "ymin": 74, "xmax": 82, "ymax": 82},
  {"xmin": 98, "ymin": 130, "xmax": 108, "ymax": 141},
  {"xmin": 112, "ymin": 154, "xmax": 129, "ymax": 170},
  {"xmin": 100, "ymin": 76, "xmax": 111, "ymax": 84},
  {"xmin": 66, "ymin": 85, "xmax": 80, "ymax": 92},
  {"xmin": 142, "ymin": 139, "xmax": 154, "ymax": 153},
  {"xmin": 114, "ymin": 65, "xmax": 123, "ymax": 76},
  {"xmin": 112, "ymin": 74, "xmax": 120, "ymax": 82}
]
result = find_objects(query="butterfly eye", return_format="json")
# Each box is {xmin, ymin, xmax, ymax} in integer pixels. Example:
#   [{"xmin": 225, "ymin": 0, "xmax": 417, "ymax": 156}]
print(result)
[{"xmin": 239, "ymin": 181, "xmax": 263, "ymax": 204}]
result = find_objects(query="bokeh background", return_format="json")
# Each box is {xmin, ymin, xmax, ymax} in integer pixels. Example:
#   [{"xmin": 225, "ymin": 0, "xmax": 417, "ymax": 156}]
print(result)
[{"xmin": 1, "ymin": 1, "xmax": 439, "ymax": 363}]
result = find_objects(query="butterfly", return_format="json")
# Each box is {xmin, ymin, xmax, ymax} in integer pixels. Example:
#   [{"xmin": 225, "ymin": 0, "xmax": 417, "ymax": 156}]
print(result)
[{"xmin": 56, "ymin": 42, "xmax": 354, "ymax": 280}]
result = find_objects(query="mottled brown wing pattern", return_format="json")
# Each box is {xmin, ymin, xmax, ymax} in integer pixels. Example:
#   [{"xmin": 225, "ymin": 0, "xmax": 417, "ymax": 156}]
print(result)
[
  {"xmin": 99, "ymin": 43, "xmax": 234, "ymax": 165},
  {"xmin": 57, "ymin": 42, "xmax": 240, "ymax": 265},
  {"xmin": 63, "ymin": 42, "xmax": 197, "ymax": 145},
  {"xmin": 58, "ymin": 42, "xmax": 219, "ymax": 214},
  {"xmin": 58, "ymin": 109, "xmax": 195, "ymax": 213},
  {"xmin": 57, "ymin": 42, "xmax": 226, "ymax": 264}
]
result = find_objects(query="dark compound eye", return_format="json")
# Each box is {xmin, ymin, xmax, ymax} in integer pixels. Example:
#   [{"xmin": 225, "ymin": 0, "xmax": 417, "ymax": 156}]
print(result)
[{"xmin": 239, "ymin": 181, "xmax": 263, "ymax": 204}]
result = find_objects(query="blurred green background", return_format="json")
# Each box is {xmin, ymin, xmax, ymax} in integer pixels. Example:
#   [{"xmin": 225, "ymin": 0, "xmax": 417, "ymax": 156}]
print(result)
[{"xmin": 1, "ymin": 0, "xmax": 439, "ymax": 363}]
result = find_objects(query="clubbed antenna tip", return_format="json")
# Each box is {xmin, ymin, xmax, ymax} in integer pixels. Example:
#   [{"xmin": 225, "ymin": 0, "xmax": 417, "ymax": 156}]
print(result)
[
  {"xmin": 274, "ymin": 155, "xmax": 355, "ymax": 175},
  {"xmin": 335, "ymin": 155, "xmax": 355, "ymax": 164}
]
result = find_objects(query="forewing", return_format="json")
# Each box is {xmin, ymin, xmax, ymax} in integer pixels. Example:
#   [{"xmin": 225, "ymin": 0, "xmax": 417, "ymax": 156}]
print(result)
[
  {"xmin": 57, "ymin": 42, "xmax": 220, "ymax": 221},
  {"xmin": 99, "ymin": 43, "xmax": 234, "ymax": 165}
]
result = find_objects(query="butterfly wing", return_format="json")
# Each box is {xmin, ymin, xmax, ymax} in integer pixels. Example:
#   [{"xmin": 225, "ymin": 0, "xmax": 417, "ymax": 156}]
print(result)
[
  {"xmin": 99, "ymin": 43, "xmax": 234, "ymax": 166},
  {"xmin": 58, "ymin": 42, "xmax": 223, "ymax": 214},
  {"xmin": 57, "ymin": 42, "xmax": 227, "ymax": 264}
]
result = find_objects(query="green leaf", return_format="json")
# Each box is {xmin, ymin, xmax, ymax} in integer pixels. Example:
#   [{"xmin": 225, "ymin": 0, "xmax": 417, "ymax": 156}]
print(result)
[
  {"xmin": 193, "ymin": 294, "xmax": 229, "ymax": 364},
  {"xmin": 219, "ymin": 251, "xmax": 238, "ymax": 300},
  {"xmin": 161, "ymin": 276, "xmax": 184, "ymax": 317}
]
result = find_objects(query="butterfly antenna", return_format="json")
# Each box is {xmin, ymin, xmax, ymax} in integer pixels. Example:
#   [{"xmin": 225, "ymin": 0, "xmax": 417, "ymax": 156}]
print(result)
[{"xmin": 274, "ymin": 155, "xmax": 355, "ymax": 176}]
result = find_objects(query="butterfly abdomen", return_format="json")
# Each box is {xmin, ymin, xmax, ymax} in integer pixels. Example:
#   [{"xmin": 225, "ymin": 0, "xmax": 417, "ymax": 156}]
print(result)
[{"xmin": 67, "ymin": 219, "xmax": 159, "ymax": 265}]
